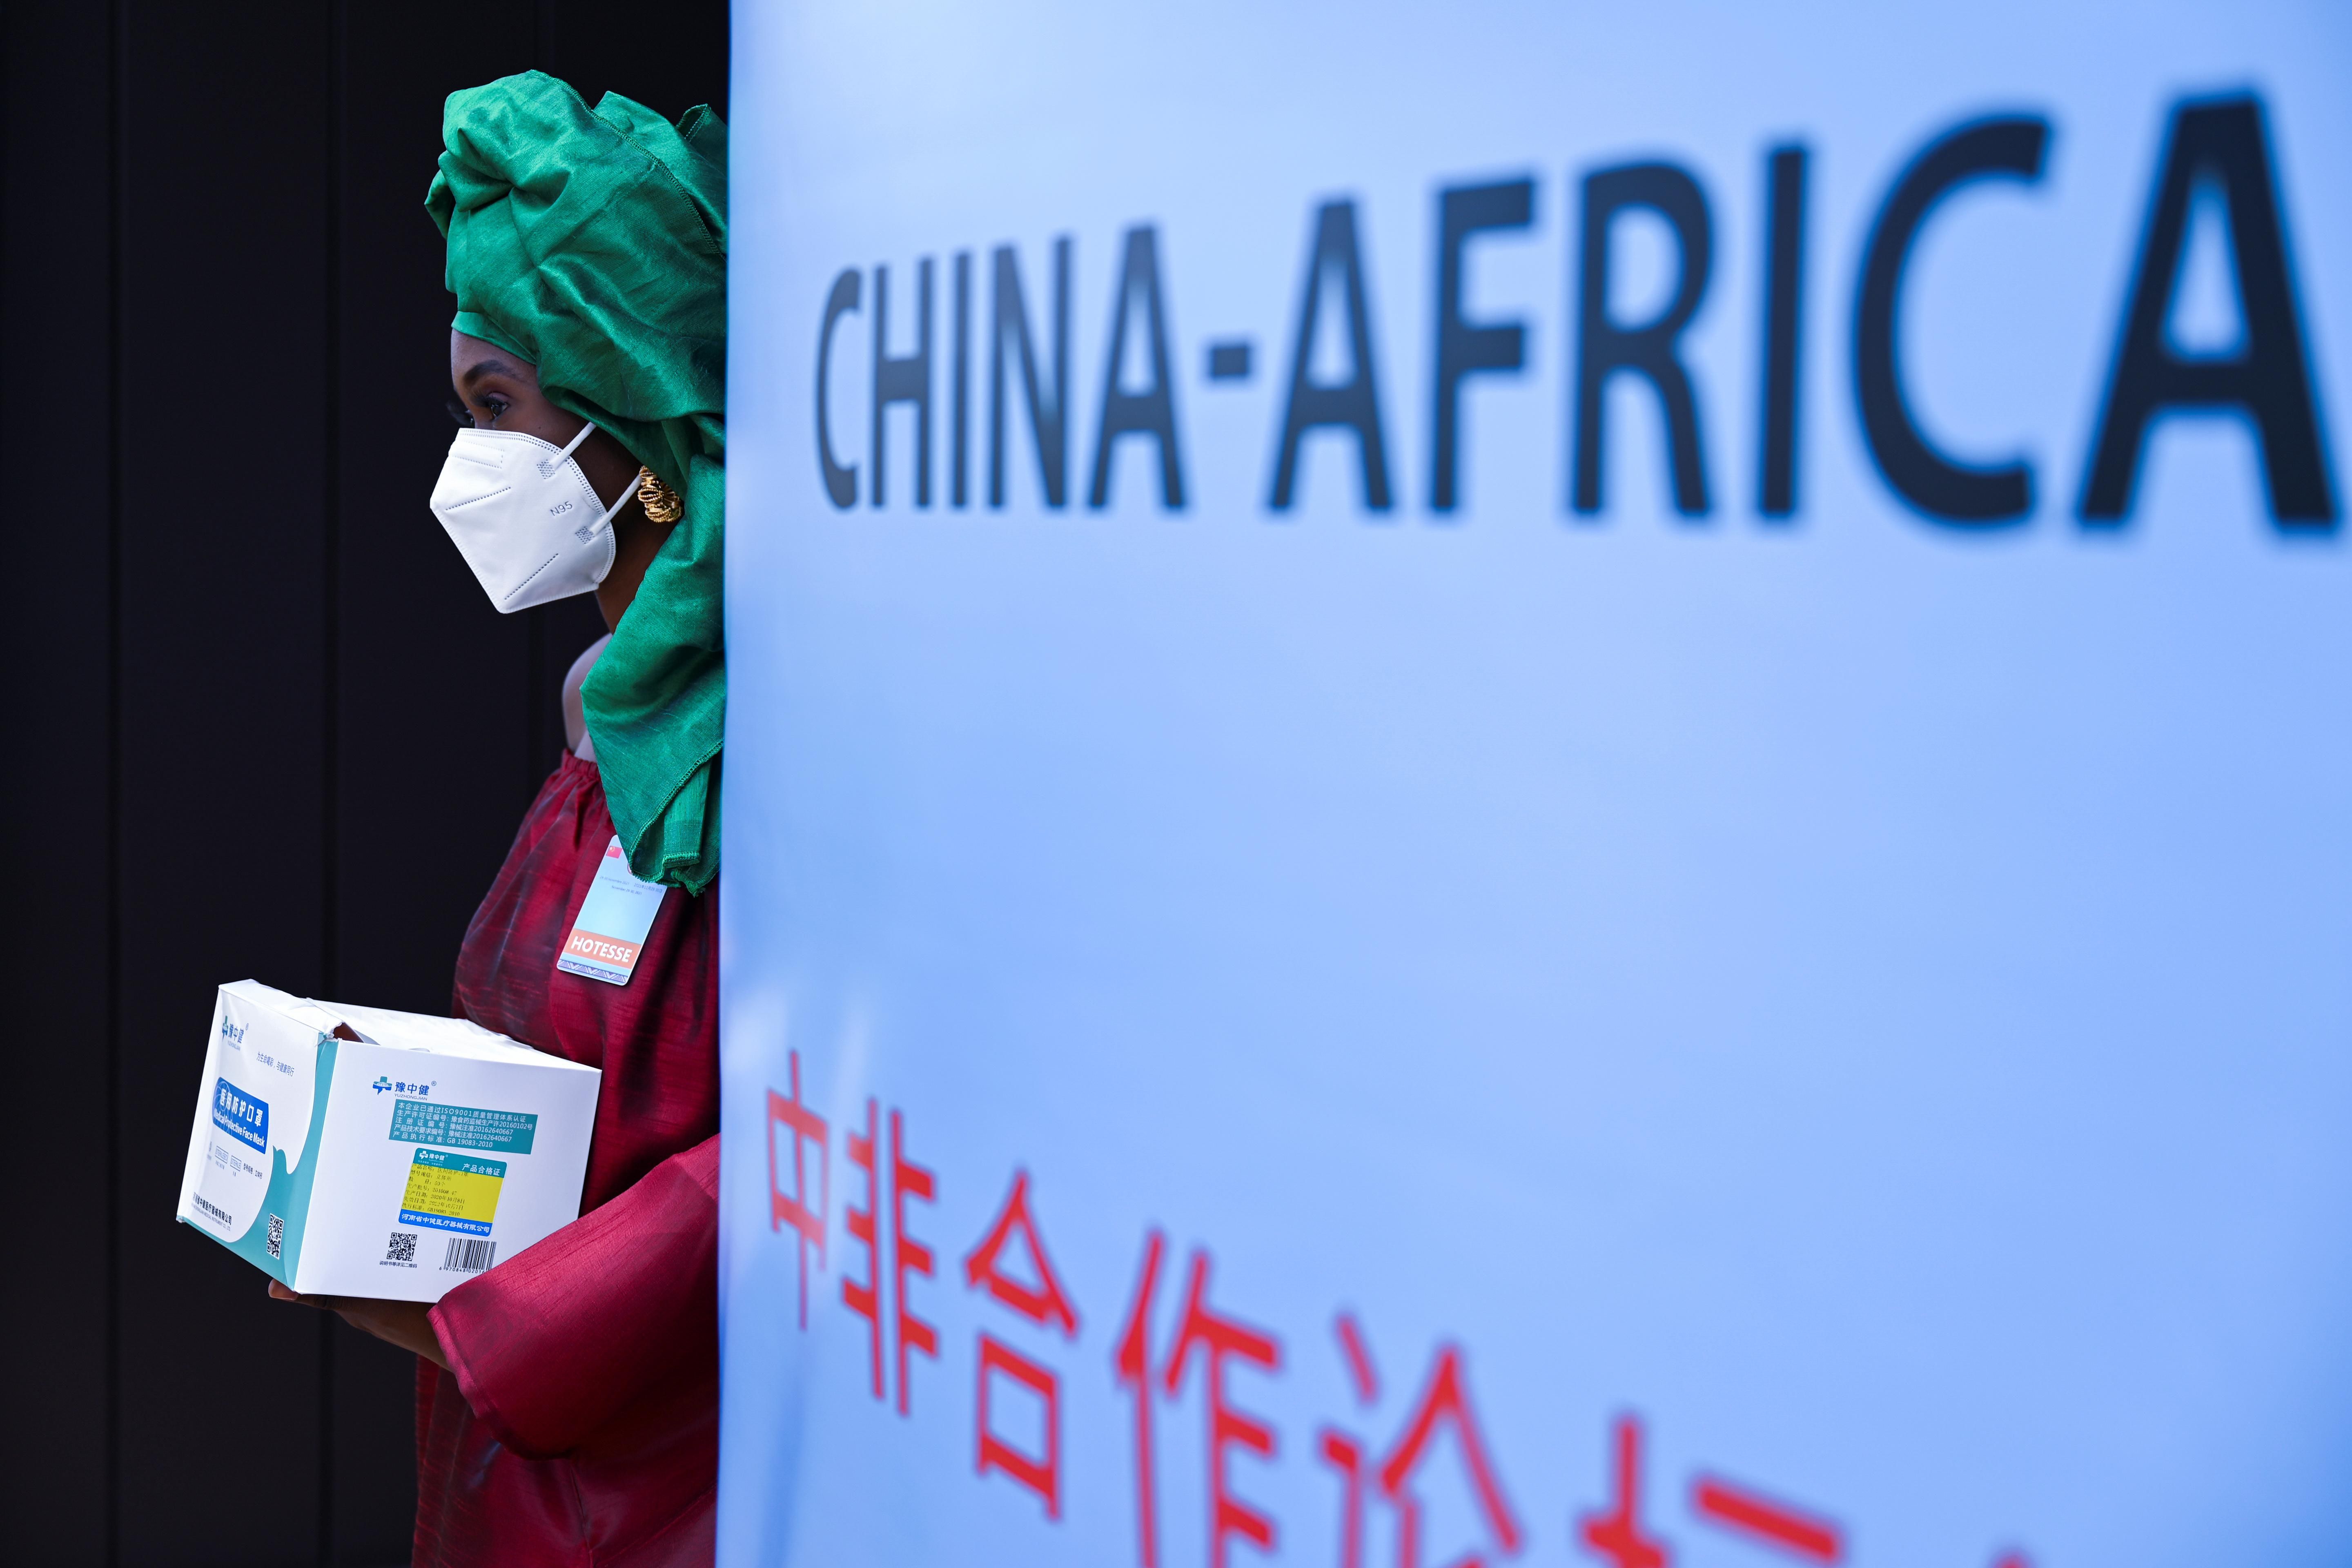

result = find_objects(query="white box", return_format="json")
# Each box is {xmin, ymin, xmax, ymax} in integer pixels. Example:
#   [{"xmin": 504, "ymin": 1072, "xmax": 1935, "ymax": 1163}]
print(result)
[{"xmin": 175, "ymin": 980, "xmax": 602, "ymax": 1302}]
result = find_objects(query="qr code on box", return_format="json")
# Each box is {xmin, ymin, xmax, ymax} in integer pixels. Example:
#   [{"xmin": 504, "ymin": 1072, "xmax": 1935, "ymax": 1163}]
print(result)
[
  {"xmin": 265, "ymin": 1213, "xmax": 284, "ymax": 1259},
  {"xmin": 386, "ymin": 1231, "xmax": 418, "ymax": 1264}
]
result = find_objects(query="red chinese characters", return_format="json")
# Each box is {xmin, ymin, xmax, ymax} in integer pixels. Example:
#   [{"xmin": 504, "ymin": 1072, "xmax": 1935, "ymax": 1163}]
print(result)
[
  {"xmin": 763, "ymin": 1052, "xmax": 828, "ymax": 1328},
  {"xmin": 842, "ymin": 1098, "xmax": 885, "ymax": 1397},
  {"xmin": 831, "ymin": 1097, "xmax": 938, "ymax": 1414},
  {"xmin": 1117, "ymin": 1231, "xmax": 1171, "ymax": 1568},
  {"xmin": 1118, "ymin": 1235, "xmax": 1285, "ymax": 1568},
  {"xmin": 1691, "ymin": 1474, "xmax": 1842, "ymax": 1564},
  {"xmin": 962, "ymin": 1170, "xmax": 1082, "ymax": 1517},
  {"xmin": 1579, "ymin": 1417, "xmax": 1668, "ymax": 1568},
  {"xmin": 1165, "ymin": 1251, "xmax": 1284, "ymax": 1568},
  {"xmin": 891, "ymin": 1110, "xmax": 939, "ymax": 1415},
  {"xmin": 760, "ymin": 1064, "xmax": 2013, "ymax": 1568},
  {"xmin": 1576, "ymin": 1416, "xmax": 1849, "ymax": 1568},
  {"xmin": 1377, "ymin": 1345, "xmax": 1525, "ymax": 1568},
  {"xmin": 1319, "ymin": 1312, "xmax": 1382, "ymax": 1568},
  {"xmin": 1321, "ymin": 1321, "xmax": 1523, "ymax": 1568}
]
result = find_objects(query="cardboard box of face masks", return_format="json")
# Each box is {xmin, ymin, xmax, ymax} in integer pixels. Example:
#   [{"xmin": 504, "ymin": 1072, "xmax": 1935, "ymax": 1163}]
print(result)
[{"xmin": 176, "ymin": 980, "xmax": 601, "ymax": 1301}]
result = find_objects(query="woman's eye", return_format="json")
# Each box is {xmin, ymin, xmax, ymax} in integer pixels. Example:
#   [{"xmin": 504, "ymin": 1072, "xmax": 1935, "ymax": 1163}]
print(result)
[{"xmin": 445, "ymin": 395, "xmax": 510, "ymax": 428}]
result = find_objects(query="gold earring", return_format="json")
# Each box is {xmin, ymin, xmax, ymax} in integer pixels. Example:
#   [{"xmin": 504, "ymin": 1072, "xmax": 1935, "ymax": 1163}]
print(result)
[{"xmin": 635, "ymin": 466, "xmax": 684, "ymax": 523}]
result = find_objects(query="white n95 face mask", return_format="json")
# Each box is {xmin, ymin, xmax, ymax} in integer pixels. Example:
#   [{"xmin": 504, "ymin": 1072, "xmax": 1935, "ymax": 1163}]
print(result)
[{"xmin": 429, "ymin": 422, "xmax": 630, "ymax": 613}]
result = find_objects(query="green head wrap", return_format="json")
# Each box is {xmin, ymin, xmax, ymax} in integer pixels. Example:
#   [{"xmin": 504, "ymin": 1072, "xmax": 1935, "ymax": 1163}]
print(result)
[{"xmin": 428, "ymin": 70, "xmax": 727, "ymax": 893}]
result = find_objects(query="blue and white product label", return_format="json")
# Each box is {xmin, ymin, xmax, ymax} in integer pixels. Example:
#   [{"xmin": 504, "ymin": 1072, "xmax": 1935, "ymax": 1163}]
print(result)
[
  {"xmin": 555, "ymin": 835, "xmax": 667, "ymax": 985},
  {"xmin": 194, "ymin": 1059, "xmax": 275, "ymax": 1238},
  {"xmin": 211, "ymin": 1078, "xmax": 268, "ymax": 1154}
]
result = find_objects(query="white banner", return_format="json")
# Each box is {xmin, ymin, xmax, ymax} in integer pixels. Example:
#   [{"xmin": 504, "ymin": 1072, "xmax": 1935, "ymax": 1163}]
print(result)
[{"xmin": 719, "ymin": 3, "xmax": 2352, "ymax": 1565}]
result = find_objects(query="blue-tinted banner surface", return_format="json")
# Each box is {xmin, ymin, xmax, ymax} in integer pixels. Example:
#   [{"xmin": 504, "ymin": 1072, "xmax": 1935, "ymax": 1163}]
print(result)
[{"xmin": 719, "ymin": 3, "xmax": 2352, "ymax": 1564}]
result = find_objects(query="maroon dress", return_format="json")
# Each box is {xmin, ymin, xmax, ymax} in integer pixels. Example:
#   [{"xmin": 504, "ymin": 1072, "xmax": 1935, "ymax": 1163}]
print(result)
[{"xmin": 414, "ymin": 751, "xmax": 720, "ymax": 1567}]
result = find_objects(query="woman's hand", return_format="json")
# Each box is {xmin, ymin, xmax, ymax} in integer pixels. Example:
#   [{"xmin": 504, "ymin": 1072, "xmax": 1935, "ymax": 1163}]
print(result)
[{"xmin": 269, "ymin": 1279, "xmax": 451, "ymax": 1370}]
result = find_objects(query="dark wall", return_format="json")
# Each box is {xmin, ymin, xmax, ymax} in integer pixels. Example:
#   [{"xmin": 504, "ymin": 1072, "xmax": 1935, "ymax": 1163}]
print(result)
[{"xmin": 0, "ymin": 5, "xmax": 728, "ymax": 1564}]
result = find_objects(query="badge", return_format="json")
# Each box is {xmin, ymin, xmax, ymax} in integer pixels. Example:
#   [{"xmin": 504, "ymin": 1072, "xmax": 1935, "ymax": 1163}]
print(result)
[{"xmin": 556, "ymin": 836, "xmax": 668, "ymax": 986}]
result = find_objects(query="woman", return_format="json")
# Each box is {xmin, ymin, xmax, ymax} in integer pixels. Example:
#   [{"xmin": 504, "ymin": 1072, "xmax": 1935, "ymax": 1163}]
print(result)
[{"xmin": 269, "ymin": 71, "xmax": 728, "ymax": 1568}]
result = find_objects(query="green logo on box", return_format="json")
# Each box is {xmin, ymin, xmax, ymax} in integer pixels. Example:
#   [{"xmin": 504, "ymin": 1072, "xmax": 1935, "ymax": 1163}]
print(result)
[{"xmin": 387, "ymin": 1097, "xmax": 539, "ymax": 1154}]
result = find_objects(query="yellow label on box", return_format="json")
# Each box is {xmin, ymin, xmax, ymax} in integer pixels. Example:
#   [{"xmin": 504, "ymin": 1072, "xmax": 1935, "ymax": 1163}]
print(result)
[{"xmin": 399, "ymin": 1148, "xmax": 507, "ymax": 1235}]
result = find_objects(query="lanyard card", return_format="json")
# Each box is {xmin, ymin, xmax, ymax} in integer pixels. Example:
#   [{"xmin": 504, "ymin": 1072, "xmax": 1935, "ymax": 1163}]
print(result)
[{"xmin": 557, "ymin": 836, "xmax": 668, "ymax": 986}]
